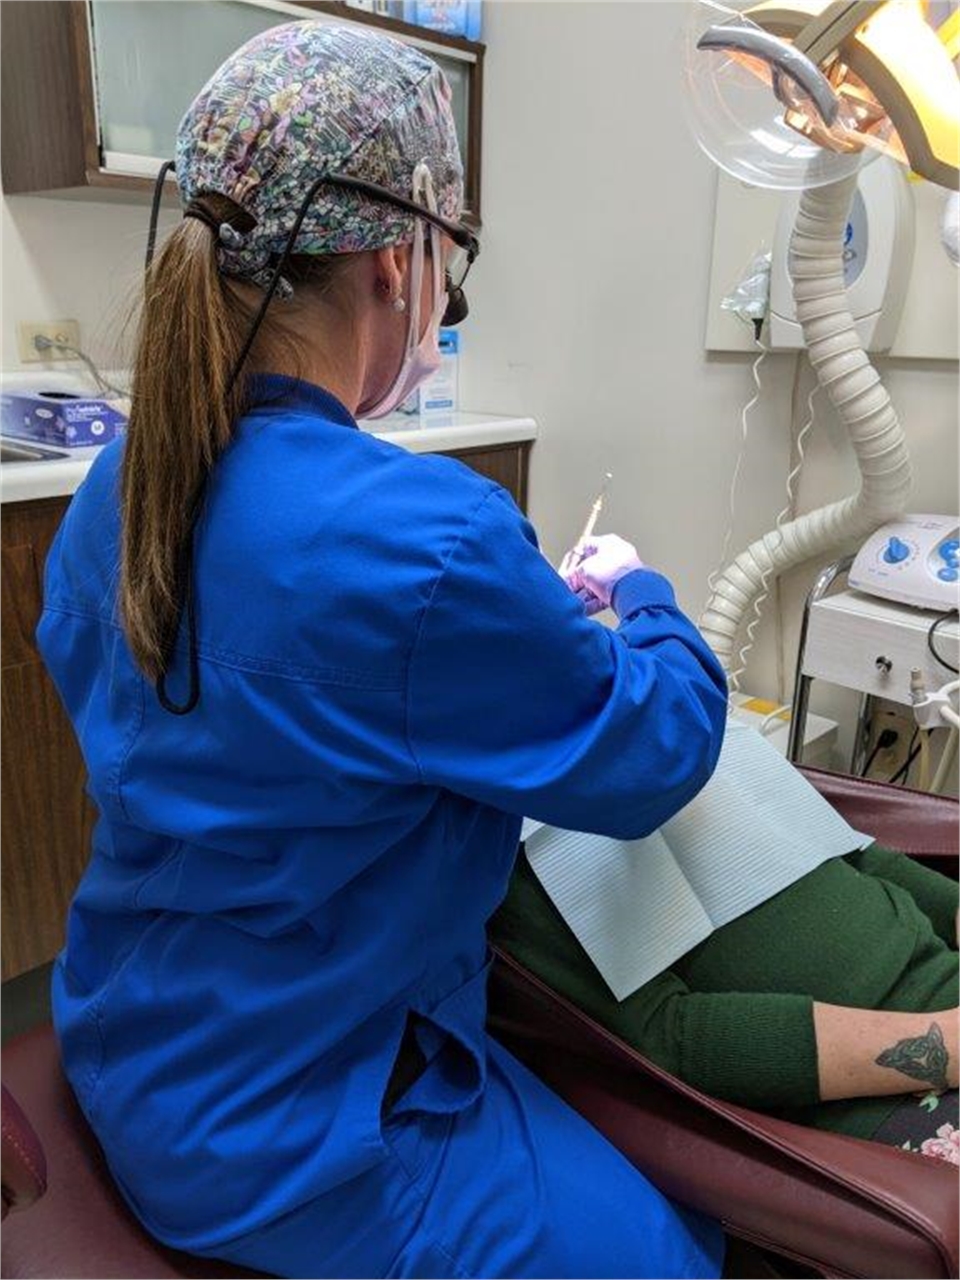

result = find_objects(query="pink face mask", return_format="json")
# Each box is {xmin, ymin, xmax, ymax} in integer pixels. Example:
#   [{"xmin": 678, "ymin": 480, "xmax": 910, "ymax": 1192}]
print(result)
[{"xmin": 363, "ymin": 166, "xmax": 446, "ymax": 420}]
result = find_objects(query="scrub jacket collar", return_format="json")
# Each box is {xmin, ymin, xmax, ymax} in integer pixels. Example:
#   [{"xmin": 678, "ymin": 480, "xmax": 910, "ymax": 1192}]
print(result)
[{"xmin": 246, "ymin": 373, "xmax": 358, "ymax": 430}]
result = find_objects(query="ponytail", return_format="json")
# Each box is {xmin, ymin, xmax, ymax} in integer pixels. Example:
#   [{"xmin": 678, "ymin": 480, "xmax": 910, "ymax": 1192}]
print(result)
[{"xmin": 120, "ymin": 211, "xmax": 249, "ymax": 680}]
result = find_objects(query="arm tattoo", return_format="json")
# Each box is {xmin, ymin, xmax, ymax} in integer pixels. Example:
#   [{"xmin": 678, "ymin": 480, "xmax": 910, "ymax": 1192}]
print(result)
[{"xmin": 875, "ymin": 1022, "xmax": 949, "ymax": 1091}]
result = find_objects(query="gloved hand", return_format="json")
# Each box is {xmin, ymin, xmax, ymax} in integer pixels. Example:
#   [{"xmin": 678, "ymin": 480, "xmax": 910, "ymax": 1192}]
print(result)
[{"xmin": 559, "ymin": 534, "xmax": 645, "ymax": 615}]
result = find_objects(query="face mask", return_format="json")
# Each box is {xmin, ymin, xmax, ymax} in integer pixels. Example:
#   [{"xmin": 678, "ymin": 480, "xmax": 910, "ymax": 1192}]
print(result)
[{"xmin": 363, "ymin": 167, "xmax": 446, "ymax": 420}]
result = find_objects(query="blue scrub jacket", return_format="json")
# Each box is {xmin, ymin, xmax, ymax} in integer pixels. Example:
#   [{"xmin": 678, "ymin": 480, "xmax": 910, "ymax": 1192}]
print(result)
[{"xmin": 37, "ymin": 375, "xmax": 727, "ymax": 1254}]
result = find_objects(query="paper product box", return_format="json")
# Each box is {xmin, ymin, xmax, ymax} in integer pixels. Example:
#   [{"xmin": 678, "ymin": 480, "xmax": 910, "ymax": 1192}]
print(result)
[
  {"xmin": 401, "ymin": 0, "xmax": 481, "ymax": 39},
  {"xmin": 0, "ymin": 390, "xmax": 127, "ymax": 448},
  {"xmin": 395, "ymin": 327, "xmax": 460, "ymax": 419},
  {"xmin": 420, "ymin": 328, "xmax": 459, "ymax": 415}
]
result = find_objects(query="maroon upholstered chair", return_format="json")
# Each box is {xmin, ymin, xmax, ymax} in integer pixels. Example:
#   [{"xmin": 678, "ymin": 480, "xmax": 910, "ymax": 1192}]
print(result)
[
  {"xmin": 1, "ymin": 1026, "xmax": 264, "ymax": 1279},
  {"xmin": 488, "ymin": 768, "xmax": 960, "ymax": 1280},
  {"xmin": 3, "ymin": 770, "xmax": 956, "ymax": 1278}
]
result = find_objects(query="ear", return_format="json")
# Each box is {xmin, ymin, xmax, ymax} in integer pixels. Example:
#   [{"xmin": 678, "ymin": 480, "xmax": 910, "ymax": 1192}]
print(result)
[{"xmin": 373, "ymin": 243, "xmax": 410, "ymax": 304}]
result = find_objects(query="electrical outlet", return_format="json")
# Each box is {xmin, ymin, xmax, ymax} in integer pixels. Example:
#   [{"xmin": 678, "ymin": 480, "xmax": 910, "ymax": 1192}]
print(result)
[
  {"xmin": 864, "ymin": 704, "xmax": 917, "ymax": 780},
  {"xmin": 17, "ymin": 320, "xmax": 81, "ymax": 363}
]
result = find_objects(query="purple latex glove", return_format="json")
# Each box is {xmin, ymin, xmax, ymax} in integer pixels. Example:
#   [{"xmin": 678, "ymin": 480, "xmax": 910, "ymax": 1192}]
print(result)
[{"xmin": 559, "ymin": 534, "xmax": 645, "ymax": 616}]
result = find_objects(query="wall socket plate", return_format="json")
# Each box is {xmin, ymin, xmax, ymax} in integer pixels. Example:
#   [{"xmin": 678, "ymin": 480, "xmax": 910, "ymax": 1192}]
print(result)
[
  {"xmin": 864, "ymin": 703, "xmax": 918, "ymax": 780},
  {"xmin": 17, "ymin": 320, "xmax": 81, "ymax": 363}
]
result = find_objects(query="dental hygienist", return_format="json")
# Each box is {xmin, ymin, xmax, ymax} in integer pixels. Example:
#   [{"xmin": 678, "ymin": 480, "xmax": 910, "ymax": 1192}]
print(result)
[{"xmin": 37, "ymin": 22, "xmax": 727, "ymax": 1279}]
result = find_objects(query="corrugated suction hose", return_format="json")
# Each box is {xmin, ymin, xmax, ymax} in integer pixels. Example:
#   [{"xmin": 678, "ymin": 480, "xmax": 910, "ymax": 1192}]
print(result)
[{"xmin": 699, "ymin": 173, "xmax": 912, "ymax": 677}]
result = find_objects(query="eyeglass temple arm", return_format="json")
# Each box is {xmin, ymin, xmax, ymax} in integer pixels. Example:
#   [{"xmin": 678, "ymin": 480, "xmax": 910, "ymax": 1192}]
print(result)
[
  {"xmin": 146, "ymin": 163, "xmax": 479, "ymax": 266},
  {"xmin": 321, "ymin": 172, "xmax": 479, "ymax": 258}
]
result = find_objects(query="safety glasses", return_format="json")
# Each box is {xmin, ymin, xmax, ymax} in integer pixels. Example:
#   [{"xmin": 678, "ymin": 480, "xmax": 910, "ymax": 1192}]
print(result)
[
  {"xmin": 146, "ymin": 163, "xmax": 480, "ymax": 327},
  {"xmin": 442, "ymin": 242, "xmax": 475, "ymax": 326},
  {"xmin": 317, "ymin": 172, "xmax": 480, "ymax": 326}
]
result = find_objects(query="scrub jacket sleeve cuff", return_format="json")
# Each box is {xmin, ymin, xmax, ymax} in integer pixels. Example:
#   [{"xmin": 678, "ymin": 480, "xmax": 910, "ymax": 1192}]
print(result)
[{"xmin": 611, "ymin": 569, "xmax": 680, "ymax": 620}]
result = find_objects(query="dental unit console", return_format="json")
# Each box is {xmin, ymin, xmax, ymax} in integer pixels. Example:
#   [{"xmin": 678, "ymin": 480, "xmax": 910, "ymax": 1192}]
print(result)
[{"xmin": 849, "ymin": 514, "xmax": 960, "ymax": 611}]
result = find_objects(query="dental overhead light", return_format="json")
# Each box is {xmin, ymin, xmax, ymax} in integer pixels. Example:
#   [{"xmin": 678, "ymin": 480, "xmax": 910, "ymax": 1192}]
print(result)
[
  {"xmin": 685, "ymin": 0, "xmax": 960, "ymax": 680},
  {"xmin": 684, "ymin": 0, "xmax": 960, "ymax": 190}
]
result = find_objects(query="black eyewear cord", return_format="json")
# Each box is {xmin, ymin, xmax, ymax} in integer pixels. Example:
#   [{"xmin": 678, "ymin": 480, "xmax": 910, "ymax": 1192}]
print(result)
[{"xmin": 144, "ymin": 163, "xmax": 479, "ymax": 717}]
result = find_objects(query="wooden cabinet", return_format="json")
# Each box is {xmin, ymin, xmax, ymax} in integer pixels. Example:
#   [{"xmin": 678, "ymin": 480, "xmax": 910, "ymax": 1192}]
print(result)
[
  {"xmin": 0, "ymin": 442, "xmax": 528, "ymax": 980},
  {"xmin": 1, "ymin": 498, "xmax": 97, "ymax": 982},
  {"xmin": 0, "ymin": 0, "xmax": 484, "ymax": 218},
  {"xmin": 445, "ymin": 441, "xmax": 531, "ymax": 513}
]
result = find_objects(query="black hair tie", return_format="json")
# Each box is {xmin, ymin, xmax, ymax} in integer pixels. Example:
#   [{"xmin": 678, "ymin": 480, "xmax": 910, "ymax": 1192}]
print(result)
[
  {"xmin": 183, "ymin": 200, "xmax": 221, "ymax": 233},
  {"xmin": 183, "ymin": 200, "xmax": 248, "ymax": 248}
]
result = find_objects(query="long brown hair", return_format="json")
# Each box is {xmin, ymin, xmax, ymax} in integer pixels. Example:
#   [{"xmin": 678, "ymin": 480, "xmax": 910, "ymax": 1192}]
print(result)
[{"xmin": 120, "ymin": 197, "xmax": 350, "ymax": 682}]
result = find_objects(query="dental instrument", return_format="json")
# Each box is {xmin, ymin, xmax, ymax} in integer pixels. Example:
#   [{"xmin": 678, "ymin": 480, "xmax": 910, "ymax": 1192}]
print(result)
[{"xmin": 574, "ymin": 472, "xmax": 613, "ymax": 562}]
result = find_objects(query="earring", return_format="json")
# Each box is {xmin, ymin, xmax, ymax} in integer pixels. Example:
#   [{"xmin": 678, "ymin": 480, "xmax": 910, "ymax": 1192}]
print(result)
[{"xmin": 392, "ymin": 296, "xmax": 406, "ymax": 313}]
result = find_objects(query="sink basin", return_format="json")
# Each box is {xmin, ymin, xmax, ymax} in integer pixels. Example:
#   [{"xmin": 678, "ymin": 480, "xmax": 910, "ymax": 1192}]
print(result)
[{"xmin": 1, "ymin": 439, "xmax": 68, "ymax": 464}]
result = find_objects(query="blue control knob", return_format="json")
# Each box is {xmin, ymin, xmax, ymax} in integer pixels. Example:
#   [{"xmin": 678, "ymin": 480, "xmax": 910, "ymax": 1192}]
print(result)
[
  {"xmin": 938, "ymin": 566, "xmax": 958, "ymax": 583},
  {"xmin": 941, "ymin": 539, "xmax": 960, "ymax": 556},
  {"xmin": 882, "ymin": 536, "xmax": 910, "ymax": 565}
]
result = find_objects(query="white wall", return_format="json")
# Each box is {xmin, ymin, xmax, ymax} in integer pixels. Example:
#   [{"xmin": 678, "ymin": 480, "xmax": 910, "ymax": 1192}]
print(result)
[
  {"xmin": 2, "ymin": 0, "xmax": 957, "ymax": 770},
  {"xmin": 1, "ymin": 194, "xmax": 179, "ymax": 374},
  {"xmin": 462, "ymin": 2, "xmax": 797, "ymax": 666},
  {"xmin": 461, "ymin": 0, "xmax": 959, "ymax": 760}
]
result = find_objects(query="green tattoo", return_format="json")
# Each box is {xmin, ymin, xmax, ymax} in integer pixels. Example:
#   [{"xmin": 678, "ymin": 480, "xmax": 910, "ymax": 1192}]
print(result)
[{"xmin": 875, "ymin": 1022, "xmax": 949, "ymax": 1090}]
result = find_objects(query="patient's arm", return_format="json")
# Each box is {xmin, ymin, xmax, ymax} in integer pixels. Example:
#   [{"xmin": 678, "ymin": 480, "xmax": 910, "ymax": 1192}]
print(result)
[
  {"xmin": 561, "ymin": 966, "xmax": 957, "ymax": 1107},
  {"xmin": 814, "ymin": 1003, "xmax": 959, "ymax": 1100},
  {"xmin": 847, "ymin": 846, "xmax": 959, "ymax": 949},
  {"xmin": 491, "ymin": 853, "xmax": 823, "ymax": 1110},
  {"xmin": 492, "ymin": 853, "xmax": 959, "ymax": 1111}
]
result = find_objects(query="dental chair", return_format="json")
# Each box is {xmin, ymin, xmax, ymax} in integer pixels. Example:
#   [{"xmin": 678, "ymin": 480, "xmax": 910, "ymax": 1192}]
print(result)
[
  {"xmin": 1, "ymin": 1023, "xmax": 263, "ymax": 1278},
  {"xmin": 3, "ymin": 770, "xmax": 956, "ymax": 1279},
  {"xmin": 488, "ymin": 767, "xmax": 960, "ymax": 1280}
]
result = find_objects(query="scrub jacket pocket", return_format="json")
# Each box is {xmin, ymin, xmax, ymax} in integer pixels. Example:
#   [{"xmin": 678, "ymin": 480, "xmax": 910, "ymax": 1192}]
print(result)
[{"xmin": 398, "ymin": 958, "xmax": 493, "ymax": 1117}]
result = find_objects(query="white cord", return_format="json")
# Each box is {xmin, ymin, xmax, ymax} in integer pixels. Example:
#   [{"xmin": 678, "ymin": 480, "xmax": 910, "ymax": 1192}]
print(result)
[
  {"xmin": 758, "ymin": 703, "xmax": 792, "ymax": 735},
  {"xmin": 921, "ymin": 680, "xmax": 960, "ymax": 735},
  {"xmin": 704, "ymin": 335, "xmax": 767, "ymax": 607},
  {"xmin": 931, "ymin": 727, "xmax": 958, "ymax": 794},
  {"xmin": 727, "ymin": 380, "xmax": 819, "ymax": 694},
  {"xmin": 939, "ymin": 680, "xmax": 960, "ymax": 732},
  {"xmin": 32, "ymin": 334, "xmax": 127, "ymax": 399},
  {"xmin": 776, "ymin": 382, "xmax": 819, "ymax": 537}
]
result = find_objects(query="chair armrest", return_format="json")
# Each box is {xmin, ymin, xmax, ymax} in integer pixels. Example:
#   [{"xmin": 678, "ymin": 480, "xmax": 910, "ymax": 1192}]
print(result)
[
  {"xmin": 488, "ymin": 946, "xmax": 959, "ymax": 1279},
  {"xmin": 1, "ymin": 1085, "xmax": 47, "ymax": 1219},
  {"xmin": 799, "ymin": 767, "xmax": 959, "ymax": 868}
]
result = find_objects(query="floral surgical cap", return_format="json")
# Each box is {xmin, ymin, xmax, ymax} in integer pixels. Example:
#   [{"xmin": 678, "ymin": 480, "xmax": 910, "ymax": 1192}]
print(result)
[{"xmin": 175, "ymin": 21, "xmax": 464, "ymax": 283}]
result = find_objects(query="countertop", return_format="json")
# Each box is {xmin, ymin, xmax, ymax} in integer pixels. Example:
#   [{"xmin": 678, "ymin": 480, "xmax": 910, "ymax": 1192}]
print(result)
[{"xmin": 0, "ymin": 412, "xmax": 538, "ymax": 506}]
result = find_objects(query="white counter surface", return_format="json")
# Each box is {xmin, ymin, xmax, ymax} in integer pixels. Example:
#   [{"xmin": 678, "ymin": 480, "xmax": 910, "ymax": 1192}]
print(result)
[
  {"xmin": 365, "ymin": 411, "xmax": 537, "ymax": 455},
  {"xmin": 1, "ymin": 412, "xmax": 537, "ymax": 506}
]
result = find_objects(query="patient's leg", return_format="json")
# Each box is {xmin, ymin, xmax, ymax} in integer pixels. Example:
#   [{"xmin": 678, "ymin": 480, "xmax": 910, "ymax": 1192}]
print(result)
[{"xmin": 870, "ymin": 1088, "xmax": 959, "ymax": 1166}]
